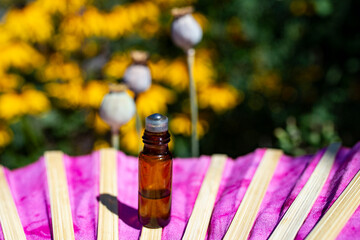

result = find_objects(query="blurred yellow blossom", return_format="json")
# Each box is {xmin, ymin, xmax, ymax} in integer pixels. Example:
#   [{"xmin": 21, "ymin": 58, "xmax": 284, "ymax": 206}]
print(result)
[
  {"xmin": 148, "ymin": 59, "xmax": 168, "ymax": 80},
  {"xmin": 93, "ymin": 139, "xmax": 110, "ymax": 150},
  {"xmin": 45, "ymin": 80, "xmax": 108, "ymax": 108},
  {"xmin": 90, "ymin": 112, "xmax": 110, "ymax": 134},
  {"xmin": 42, "ymin": 54, "xmax": 83, "ymax": 82},
  {"xmin": 54, "ymin": 34, "xmax": 84, "ymax": 52},
  {"xmin": 170, "ymin": 114, "xmax": 208, "ymax": 137},
  {"xmin": 164, "ymin": 59, "xmax": 189, "ymax": 89},
  {"xmin": 3, "ymin": 3, "xmax": 53, "ymax": 43},
  {"xmin": 119, "ymin": 117, "xmax": 142, "ymax": 154},
  {"xmin": 198, "ymin": 84, "xmax": 242, "ymax": 113},
  {"xmin": 22, "ymin": 88, "xmax": 51, "ymax": 115},
  {"xmin": 0, "ymin": 126, "xmax": 12, "ymax": 147},
  {"xmin": 0, "ymin": 42, "xmax": 44, "ymax": 71},
  {"xmin": 103, "ymin": 54, "xmax": 131, "ymax": 79},
  {"xmin": 136, "ymin": 84, "xmax": 176, "ymax": 118},
  {"xmin": 152, "ymin": 0, "xmax": 196, "ymax": 8},
  {"xmin": 0, "ymin": 73, "xmax": 23, "ymax": 92},
  {"xmin": 149, "ymin": 50, "xmax": 215, "ymax": 91},
  {"xmin": 0, "ymin": 93, "xmax": 25, "ymax": 120},
  {"xmin": 0, "ymin": 27, "xmax": 13, "ymax": 45},
  {"xmin": 34, "ymin": 0, "xmax": 87, "ymax": 14},
  {"xmin": 122, "ymin": 127, "xmax": 142, "ymax": 154},
  {"xmin": 84, "ymin": 81, "xmax": 109, "ymax": 108},
  {"xmin": 46, "ymin": 82, "xmax": 84, "ymax": 108},
  {"xmin": 0, "ymin": 88, "xmax": 50, "ymax": 120},
  {"xmin": 60, "ymin": 2, "xmax": 159, "ymax": 39},
  {"xmin": 193, "ymin": 13, "xmax": 209, "ymax": 32}
]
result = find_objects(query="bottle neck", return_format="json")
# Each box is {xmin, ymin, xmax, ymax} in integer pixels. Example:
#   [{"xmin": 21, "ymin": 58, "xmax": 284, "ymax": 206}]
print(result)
[{"xmin": 142, "ymin": 130, "xmax": 170, "ymax": 155}]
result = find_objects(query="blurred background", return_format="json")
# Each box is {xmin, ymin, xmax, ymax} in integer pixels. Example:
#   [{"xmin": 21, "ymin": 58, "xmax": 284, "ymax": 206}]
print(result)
[{"xmin": 0, "ymin": 0, "xmax": 359, "ymax": 168}]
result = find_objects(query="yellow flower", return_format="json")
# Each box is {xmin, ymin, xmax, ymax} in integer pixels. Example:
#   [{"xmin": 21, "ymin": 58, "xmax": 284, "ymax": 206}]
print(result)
[
  {"xmin": 90, "ymin": 112, "xmax": 110, "ymax": 134},
  {"xmin": 0, "ymin": 27, "xmax": 13, "ymax": 45},
  {"xmin": 34, "ymin": 0, "xmax": 87, "ymax": 14},
  {"xmin": 0, "ymin": 92, "xmax": 25, "ymax": 120},
  {"xmin": 45, "ymin": 82, "xmax": 84, "ymax": 108},
  {"xmin": 136, "ymin": 84, "xmax": 176, "ymax": 118},
  {"xmin": 0, "ymin": 73, "xmax": 23, "ymax": 92},
  {"xmin": 148, "ymin": 59, "xmax": 168, "ymax": 81},
  {"xmin": 22, "ymin": 89, "xmax": 51, "ymax": 115},
  {"xmin": 0, "ymin": 126, "xmax": 12, "ymax": 147},
  {"xmin": 93, "ymin": 139, "xmax": 110, "ymax": 150},
  {"xmin": 165, "ymin": 59, "xmax": 189, "ymax": 90},
  {"xmin": 87, "ymin": 111, "xmax": 110, "ymax": 134},
  {"xmin": 103, "ymin": 54, "xmax": 131, "ymax": 79},
  {"xmin": 193, "ymin": 13, "xmax": 209, "ymax": 32},
  {"xmin": 42, "ymin": 54, "xmax": 83, "ymax": 82},
  {"xmin": 122, "ymin": 127, "xmax": 142, "ymax": 154},
  {"xmin": 169, "ymin": 114, "xmax": 208, "ymax": 138},
  {"xmin": 149, "ymin": 50, "xmax": 215, "ymax": 91},
  {"xmin": 45, "ymin": 81, "xmax": 108, "ymax": 109},
  {"xmin": 152, "ymin": 0, "xmax": 196, "ymax": 8},
  {"xmin": 139, "ymin": 21, "xmax": 160, "ymax": 38},
  {"xmin": 198, "ymin": 84, "xmax": 242, "ymax": 113},
  {"xmin": 60, "ymin": 2, "xmax": 160, "ymax": 39},
  {"xmin": 0, "ymin": 42, "xmax": 44, "ymax": 71},
  {"xmin": 0, "ymin": 88, "xmax": 49, "ymax": 120},
  {"xmin": 83, "ymin": 81, "xmax": 109, "ymax": 108},
  {"xmin": 3, "ymin": 3, "xmax": 53, "ymax": 42},
  {"xmin": 119, "ymin": 117, "xmax": 142, "ymax": 154},
  {"xmin": 54, "ymin": 34, "xmax": 84, "ymax": 52}
]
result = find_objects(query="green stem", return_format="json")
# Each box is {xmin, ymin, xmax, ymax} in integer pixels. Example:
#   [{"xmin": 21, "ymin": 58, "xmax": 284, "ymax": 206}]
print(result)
[
  {"xmin": 111, "ymin": 129, "xmax": 119, "ymax": 150},
  {"xmin": 187, "ymin": 48, "xmax": 199, "ymax": 157},
  {"xmin": 134, "ymin": 94, "xmax": 143, "ymax": 153}
]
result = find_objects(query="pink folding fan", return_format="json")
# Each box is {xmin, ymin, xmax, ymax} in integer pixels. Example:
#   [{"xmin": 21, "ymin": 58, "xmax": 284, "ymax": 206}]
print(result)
[{"xmin": 0, "ymin": 142, "xmax": 360, "ymax": 240}]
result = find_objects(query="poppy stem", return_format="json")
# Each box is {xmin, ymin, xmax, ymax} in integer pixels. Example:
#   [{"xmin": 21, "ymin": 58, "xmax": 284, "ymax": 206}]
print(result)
[
  {"xmin": 187, "ymin": 48, "xmax": 199, "ymax": 157},
  {"xmin": 134, "ymin": 94, "xmax": 143, "ymax": 153},
  {"xmin": 111, "ymin": 129, "xmax": 119, "ymax": 150}
]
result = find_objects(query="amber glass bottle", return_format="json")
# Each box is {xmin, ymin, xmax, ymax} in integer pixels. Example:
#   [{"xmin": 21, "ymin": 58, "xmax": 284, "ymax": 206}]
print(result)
[{"xmin": 138, "ymin": 113, "xmax": 172, "ymax": 228}]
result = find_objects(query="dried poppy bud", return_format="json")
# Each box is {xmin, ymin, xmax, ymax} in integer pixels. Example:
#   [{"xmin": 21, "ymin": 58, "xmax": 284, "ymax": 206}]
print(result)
[
  {"xmin": 171, "ymin": 6, "xmax": 203, "ymax": 51},
  {"xmin": 123, "ymin": 51, "xmax": 152, "ymax": 94},
  {"xmin": 99, "ymin": 84, "xmax": 136, "ymax": 131}
]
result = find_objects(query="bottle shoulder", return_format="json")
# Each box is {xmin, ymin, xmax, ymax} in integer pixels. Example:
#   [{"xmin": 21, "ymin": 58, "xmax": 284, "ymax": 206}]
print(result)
[{"xmin": 139, "ymin": 152, "xmax": 172, "ymax": 161}]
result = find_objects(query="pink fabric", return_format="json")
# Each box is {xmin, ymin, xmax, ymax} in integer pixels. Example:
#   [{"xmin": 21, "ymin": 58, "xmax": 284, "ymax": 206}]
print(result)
[{"xmin": 0, "ymin": 143, "xmax": 359, "ymax": 240}]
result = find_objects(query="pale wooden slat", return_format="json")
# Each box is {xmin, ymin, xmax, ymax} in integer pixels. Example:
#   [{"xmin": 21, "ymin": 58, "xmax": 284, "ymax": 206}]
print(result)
[
  {"xmin": 45, "ymin": 151, "xmax": 75, "ymax": 240},
  {"xmin": 140, "ymin": 227, "xmax": 162, "ymax": 240},
  {"xmin": 0, "ymin": 166, "xmax": 26, "ymax": 240},
  {"xmin": 97, "ymin": 148, "xmax": 118, "ymax": 240},
  {"xmin": 182, "ymin": 154, "xmax": 227, "ymax": 240},
  {"xmin": 223, "ymin": 149, "xmax": 283, "ymax": 240},
  {"xmin": 306, "ymin": 168, "xmax": 360, "ymax": 240},
  {"xmin": 269, "ymin": 142, "xmax": 341, "ymax": 240}
]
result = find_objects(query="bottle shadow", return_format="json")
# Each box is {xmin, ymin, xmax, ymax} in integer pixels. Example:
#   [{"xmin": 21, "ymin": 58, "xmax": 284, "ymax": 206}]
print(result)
[{"xmin": 97, "ymin": 193, "xmax": 142, "ymax": 230}]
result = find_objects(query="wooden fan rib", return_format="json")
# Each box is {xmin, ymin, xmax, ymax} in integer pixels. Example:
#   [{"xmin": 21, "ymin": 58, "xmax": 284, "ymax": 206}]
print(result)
[
  {"xmin": 97, "ymin": 148, "xmax": 119, "ymax": 240},
  {"xmin": 223, "ymin": 149, "xmax": 283, "ymax": 240},
  {"xmin": 45, "ymin": 151, "xmax": 75, "ymax": 240},
  {"xmin": 269, "ymin": 142, "xmax": 341, "ymax": 240},
  {"xmin": 182, "ymin": 154, "xmax": 227, "ymax": 240}
]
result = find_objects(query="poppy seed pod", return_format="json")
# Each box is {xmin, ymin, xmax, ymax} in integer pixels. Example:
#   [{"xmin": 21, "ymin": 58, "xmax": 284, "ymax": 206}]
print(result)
[
  {"xmin": 171, "ymin": 6, "xmax": 203, "ymax": 51},
  {"xmin": 99, "ymin": 84, "xmax": 136, "ymax": 131},
  {"xmin": 123, "ymin": 51, "xmax": 152, "ymax": 94}
]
